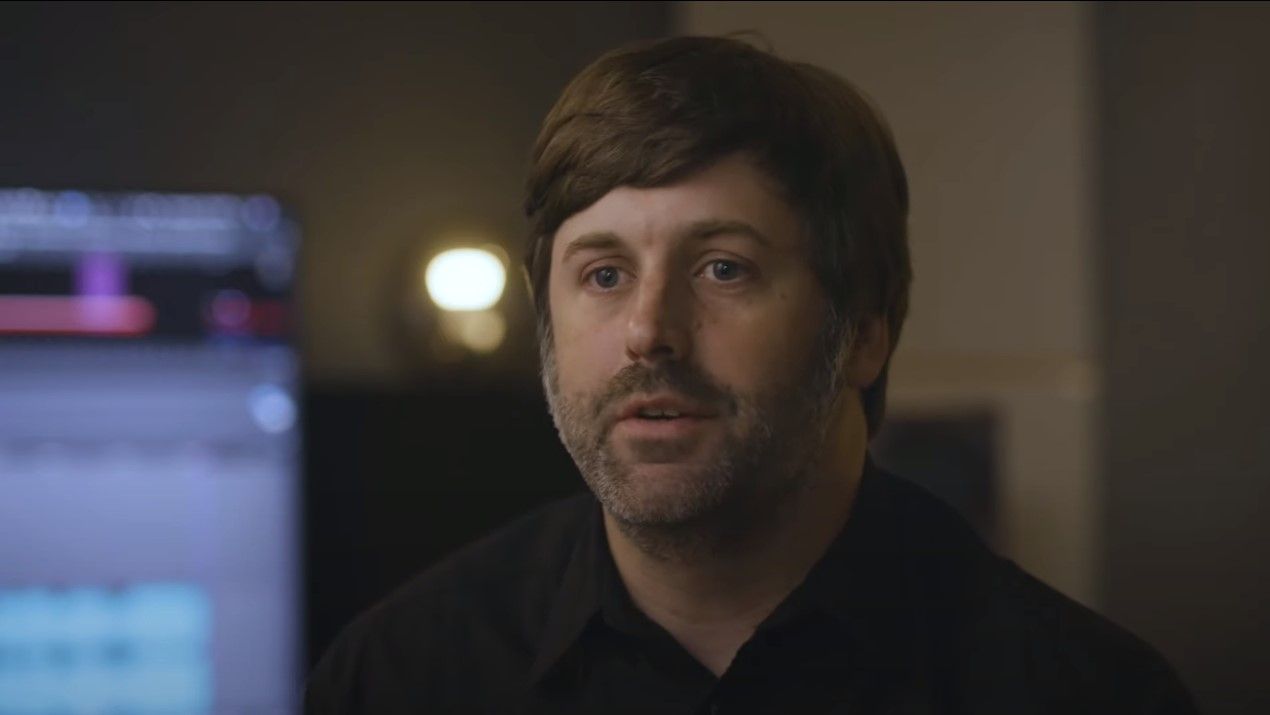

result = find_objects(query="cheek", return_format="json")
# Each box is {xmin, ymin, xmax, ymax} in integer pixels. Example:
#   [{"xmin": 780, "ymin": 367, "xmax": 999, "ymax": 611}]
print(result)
[
  {"xmin": 696, "ymin": 286, "xmax": 827, "ymax": 390},
  {"xmin": 695, "ymin": 321, "xmax": 786, "ymax": 389},
  {"xmin": 549, "ymin": 303, "xmax": 626, "ymax": 394}
]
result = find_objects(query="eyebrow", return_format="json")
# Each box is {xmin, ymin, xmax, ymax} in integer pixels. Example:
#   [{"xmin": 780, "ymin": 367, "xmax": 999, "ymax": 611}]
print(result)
[
  {"xmin": 560, "ymin": 231, "xmax": 622, "ymax": 264},
  {"xmin": 559, "ymin": 219, "xmax": 771, "ymax": 263},
  {"xmin": 678, "ymin": 218, "xmax": 771, "ymax": 248}
]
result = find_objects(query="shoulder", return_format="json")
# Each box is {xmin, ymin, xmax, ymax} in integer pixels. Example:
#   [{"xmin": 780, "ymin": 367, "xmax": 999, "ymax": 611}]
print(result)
[
  {"xmin": 989, "ymin": 562, "xmax": 1199, "ymax": 713},
  {"xmin": 878, "ymin": 472, "xmax": 1197, "ymax": 713},
  {"xmin": 304, "ymin": 492, "xmax": 594, "ymax": 712}
]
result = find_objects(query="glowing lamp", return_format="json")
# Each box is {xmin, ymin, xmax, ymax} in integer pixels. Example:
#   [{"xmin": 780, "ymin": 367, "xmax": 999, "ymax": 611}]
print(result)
[{"xmin": 424, "ymin": 248, "xmax": 506, "ymax": 311}]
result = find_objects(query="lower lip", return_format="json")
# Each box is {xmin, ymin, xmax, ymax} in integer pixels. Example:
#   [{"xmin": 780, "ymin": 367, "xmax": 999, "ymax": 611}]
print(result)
[{"xmin": 614, "ymin": 416, "xmax": 715, "ymax": 440}]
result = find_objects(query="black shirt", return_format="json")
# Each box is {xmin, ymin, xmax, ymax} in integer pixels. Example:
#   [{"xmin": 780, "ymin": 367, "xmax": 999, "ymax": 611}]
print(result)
[{"xmin": 304, "ymin": 456, "xmax": 1198, "ymax": 714}]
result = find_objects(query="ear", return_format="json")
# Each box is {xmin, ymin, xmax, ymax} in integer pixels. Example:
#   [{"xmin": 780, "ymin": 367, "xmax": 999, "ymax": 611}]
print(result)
[{"xmin": 845, "ymin": 314, "xmax": 891, "ymax": 390}]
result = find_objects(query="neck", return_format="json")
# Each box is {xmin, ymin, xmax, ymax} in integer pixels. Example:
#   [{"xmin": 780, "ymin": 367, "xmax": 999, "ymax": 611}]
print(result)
[{"xmin": 604, "ymin": 392, "xmax": 869, "ymax": 675}]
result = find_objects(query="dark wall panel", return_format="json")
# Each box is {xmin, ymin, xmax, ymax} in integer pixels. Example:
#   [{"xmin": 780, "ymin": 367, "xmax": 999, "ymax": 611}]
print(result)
[
  {"xmin": 303, "ymin": 386, "xmax": 581, "ymax": 668},
  {"xmin": 1098, "ymin": 5, "xmax": 1270, "ymax": 712}
]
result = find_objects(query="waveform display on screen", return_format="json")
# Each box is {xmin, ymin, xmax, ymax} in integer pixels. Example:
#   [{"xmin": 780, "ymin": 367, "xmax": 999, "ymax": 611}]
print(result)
[
  {"xmin": 0, "ymin": 187, "xmax": 301, "ymax": 713},
  {"xmin": 0, "ymin": 584, "xmax": 212, "ymax": 713}
]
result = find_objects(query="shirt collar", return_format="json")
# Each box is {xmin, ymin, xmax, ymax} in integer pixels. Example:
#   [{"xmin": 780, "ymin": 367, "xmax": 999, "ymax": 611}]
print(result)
[
  {"xmin": 792, "ymin": 452, "xmax": 921, "ymax": 670},
  {"xmin": 528, "ymin": 497, "xmax": 607, "ymax": 685},
  {"xmin": 528, "ymin": 452, "xmax": 921, "ymax": 684}
]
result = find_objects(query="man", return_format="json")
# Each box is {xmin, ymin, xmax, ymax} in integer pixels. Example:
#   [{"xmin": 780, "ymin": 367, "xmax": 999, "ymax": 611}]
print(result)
[{"xmin": 305, "ymin": 36, "xmax": 1196, "ymax": 714}]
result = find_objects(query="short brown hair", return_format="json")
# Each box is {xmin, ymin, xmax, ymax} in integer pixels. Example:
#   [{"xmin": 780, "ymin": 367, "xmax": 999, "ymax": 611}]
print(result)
[{"xmin": 524, "ymin": 35, "xmax": 911, "ymax": 436}]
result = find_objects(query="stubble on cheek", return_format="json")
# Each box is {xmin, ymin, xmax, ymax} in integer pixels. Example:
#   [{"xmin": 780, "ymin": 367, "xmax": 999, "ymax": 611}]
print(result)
[
  {"xmin": 540, "ymin": 294, "xmax": 850, "ymax": 534},
  {"xmin": 540, "ymin": 339, "xmax": 748, "ymax": 522}
]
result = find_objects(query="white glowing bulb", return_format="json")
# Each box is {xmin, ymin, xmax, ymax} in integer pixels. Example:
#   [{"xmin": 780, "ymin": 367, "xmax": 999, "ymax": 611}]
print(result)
[{"xmin": 424, "ymin": 248, "xmax": 507, "ymax": 311}]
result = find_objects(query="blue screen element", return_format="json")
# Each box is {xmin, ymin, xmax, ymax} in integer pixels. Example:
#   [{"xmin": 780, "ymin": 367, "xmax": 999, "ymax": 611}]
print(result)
[{"xmin": 0, "ymin": 584, "xmax": 212, "ymax": 713}]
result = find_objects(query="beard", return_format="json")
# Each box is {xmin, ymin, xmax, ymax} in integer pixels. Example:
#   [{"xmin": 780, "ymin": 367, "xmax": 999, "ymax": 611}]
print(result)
[{"xmin": 540, "ymin": 318, "xmax": 852, "ymax": 561}]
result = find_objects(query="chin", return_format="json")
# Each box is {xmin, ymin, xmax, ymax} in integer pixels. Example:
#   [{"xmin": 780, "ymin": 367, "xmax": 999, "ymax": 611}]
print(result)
[{"xmin": 593, "ymin": 460, "xmax": 735, "ymax": 527}]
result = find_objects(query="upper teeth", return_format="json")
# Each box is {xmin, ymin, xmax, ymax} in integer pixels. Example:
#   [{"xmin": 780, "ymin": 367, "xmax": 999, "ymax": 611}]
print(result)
[{"xmin": 640, "ymin": 408, "xmax": 680, "ymax": 418}]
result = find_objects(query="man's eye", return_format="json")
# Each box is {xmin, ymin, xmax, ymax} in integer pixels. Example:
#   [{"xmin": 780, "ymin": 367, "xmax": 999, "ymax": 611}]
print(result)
[
  {"xmin": 589, "ymin": 266, "xmax": 622, "ymax": 289},
  {"xmin": 705, "ymin": 260, "xmax": 746, "ymax": 282}
]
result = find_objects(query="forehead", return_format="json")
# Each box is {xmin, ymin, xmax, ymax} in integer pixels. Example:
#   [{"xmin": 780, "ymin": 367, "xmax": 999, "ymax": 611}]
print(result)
[{"xmin": 552, "ymin": 153, "xmax": 804, "ymax": 258}]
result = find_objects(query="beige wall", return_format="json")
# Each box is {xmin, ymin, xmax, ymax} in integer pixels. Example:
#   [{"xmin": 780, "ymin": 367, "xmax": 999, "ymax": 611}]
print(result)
[{"xmin": 678, "ymin": 2, "xmax": 1100, "ymax": 603}]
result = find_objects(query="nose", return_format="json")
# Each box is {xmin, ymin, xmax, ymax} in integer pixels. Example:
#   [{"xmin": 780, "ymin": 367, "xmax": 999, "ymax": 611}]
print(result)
[{"xmin": 624, "ymin": 270, "xmax": 692, "ymax": 365}]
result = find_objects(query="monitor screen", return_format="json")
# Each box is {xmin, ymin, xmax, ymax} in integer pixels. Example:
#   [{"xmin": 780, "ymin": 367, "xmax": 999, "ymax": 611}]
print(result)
[{"xmin": 0, "ymin": 189, "xmax": 301, "ymax": 714}]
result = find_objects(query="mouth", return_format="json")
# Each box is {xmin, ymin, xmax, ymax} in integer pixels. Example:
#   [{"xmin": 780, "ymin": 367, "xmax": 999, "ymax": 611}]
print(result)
[
  {"xmin": 612, "ymin": 394, "xmax": 719, "ymax": 439},
  {"xmin": 616, "ymin": 393, "xmax": 717, "ymax": 420},
  {"xmin": 613, "ymin": 414, "xmax": 715, "ymax": 443}
]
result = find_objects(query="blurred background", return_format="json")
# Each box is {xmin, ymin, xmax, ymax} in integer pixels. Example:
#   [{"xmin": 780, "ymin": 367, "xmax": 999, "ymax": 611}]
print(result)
[{"xmin": 0, "ymin": 2, "xmax": 1266, "ymax": 713}]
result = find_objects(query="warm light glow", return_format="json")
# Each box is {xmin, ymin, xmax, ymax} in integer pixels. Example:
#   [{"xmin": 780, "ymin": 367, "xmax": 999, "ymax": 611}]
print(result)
[
  {"xmin": 424, "ymin": 248, "xmax": 506, "ymax": 311},
  {"xmin": 456, "ymin": 310, "xmax": 506, "ymax": 353},
  {"xmin": 438, "ymin": 310, "xmax": 507, "ymax": 354}
]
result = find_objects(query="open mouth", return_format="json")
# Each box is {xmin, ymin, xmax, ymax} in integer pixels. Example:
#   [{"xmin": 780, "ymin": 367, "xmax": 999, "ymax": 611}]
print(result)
[
  {"xmin": 611, "ymin": 394, "xmax": 720, "ymax": 439},
  {"xmin": 635, "ymin": 408, "xmax": 685, "ymax": 420},
  {"xmin": 616, "ymin": 411, "xmax": 714, "ymax": 440}
]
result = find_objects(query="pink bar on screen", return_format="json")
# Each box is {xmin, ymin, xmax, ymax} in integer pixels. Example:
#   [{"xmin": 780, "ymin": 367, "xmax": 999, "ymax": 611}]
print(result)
[{"xmin": 0, "ymin": 295, "xmax": 157, "ymax": 336}]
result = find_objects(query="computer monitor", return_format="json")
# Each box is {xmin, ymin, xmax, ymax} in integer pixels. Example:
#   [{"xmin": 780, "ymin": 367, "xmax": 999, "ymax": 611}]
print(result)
[{"xmin": 0, "ymin": 189, "xmax": 301, "ymax": 714}]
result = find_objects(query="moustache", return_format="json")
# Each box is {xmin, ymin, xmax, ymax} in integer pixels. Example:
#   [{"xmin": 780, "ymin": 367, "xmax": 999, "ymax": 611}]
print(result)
[{"xmin": 591, "ymin": 361, "xmax": 738, "ymax": 423}]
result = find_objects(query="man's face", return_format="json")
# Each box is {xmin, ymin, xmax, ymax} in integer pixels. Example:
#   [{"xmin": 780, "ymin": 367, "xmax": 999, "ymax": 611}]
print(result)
[{"xmin": 543, "ymin": 153, "xmax": 847, "ymax": 531}]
